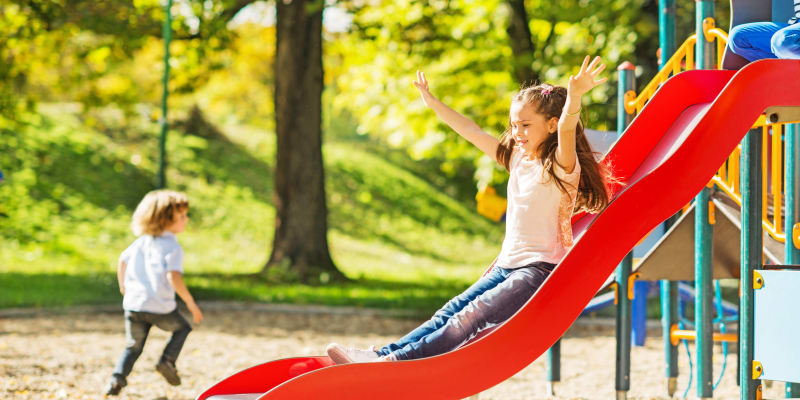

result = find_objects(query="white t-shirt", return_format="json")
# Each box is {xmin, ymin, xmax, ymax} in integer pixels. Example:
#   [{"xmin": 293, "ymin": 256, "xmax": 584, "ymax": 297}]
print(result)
[
  {"xmin": 119, "ymin": 232, "xmax": 184, "ymax": 314},
  {"xmin": 496, "ymin": 149, "xmax": 581, "ymax": 267}
]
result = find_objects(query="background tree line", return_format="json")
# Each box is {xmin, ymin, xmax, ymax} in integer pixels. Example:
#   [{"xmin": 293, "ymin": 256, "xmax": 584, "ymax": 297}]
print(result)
[{"xmin": 1, "ymin": 0, "xmax": 728, "ymax": 282}]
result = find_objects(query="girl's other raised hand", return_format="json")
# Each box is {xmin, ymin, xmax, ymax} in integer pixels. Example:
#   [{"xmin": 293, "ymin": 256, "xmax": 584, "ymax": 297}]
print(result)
[
  {"xmin": 413, "ymin": 70, "xmax": 436, "ymax": 107},
  {"xmin": 568, "ymin": 55, "xmax": 608, "ymax": 98}
]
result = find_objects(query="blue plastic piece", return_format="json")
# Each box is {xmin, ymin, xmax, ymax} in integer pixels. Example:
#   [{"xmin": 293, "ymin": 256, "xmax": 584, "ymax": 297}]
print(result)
[{"xmin": 632, "ymin": 281, "xmax": 651, "ymax": 346}]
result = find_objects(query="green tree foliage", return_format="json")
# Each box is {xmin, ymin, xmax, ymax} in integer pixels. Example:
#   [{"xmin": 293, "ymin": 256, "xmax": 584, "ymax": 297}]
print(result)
[
  {"xmin": 329, "ymin": 0, "xmax": 659, "ymax": 189},
  {"xmin": 0, "ymin": 0, "xmax": 264, "ymax": 123}
]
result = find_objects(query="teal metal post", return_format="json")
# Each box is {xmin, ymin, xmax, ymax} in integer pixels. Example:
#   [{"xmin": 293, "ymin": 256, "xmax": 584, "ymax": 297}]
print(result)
[
  {"xmin": 616, "ymin": 62, "xmax": 635, "ymax": 400},
  {"xmin": 694, "ymin": 185, "xmax": 714, "ymax": 398},
  {"xmin": 660, "ymin": 282, "xmax": 679, "ymax": 395},
  {"xmin": 615, "ymin": 253, "xmax": 633, "ymax": 400},
  {"xmin": 695, "ymin": 0, "xmax": 715, "ymax": 71},
  {"xmin": 741, "ymin": 128, "xmax": 763, "ymax": 400},
  {"xmin": 659, "ymin": 0, "xmax": 677, "ymax": 65},
  {"xmin": 658, "ymin": 0, "xmax": 679, "ymax": 395},
  {"xmin": 158, "ymin": 0, "xmax": 173, "ymax": 189},
  {"xmin": 694, "ymin": 1, "xmax": 715, "ymax": 398},
  {"xmin": 785, "ymin": 123, "xmax": 800, "ymax": 398},
  {"xmin": 546, "ymin": 339, "xmax": 561, "ymax": 396}
]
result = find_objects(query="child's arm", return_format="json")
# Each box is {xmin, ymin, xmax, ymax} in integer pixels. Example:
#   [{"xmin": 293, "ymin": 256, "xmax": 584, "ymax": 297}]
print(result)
[
  {"xmin": 557, "ymin": 56, "xmax": 607, "ymax": 173},
  {"xmin": 413, "ymin": 71, "xmax": 501, "ymax": 162},
  {"xmin": 168, "ymin": 271, "xmax": 204, "ymax": 323},
  {"xmin": 117, "ymin": 260, "xmax": 126, "ymax": 295}
]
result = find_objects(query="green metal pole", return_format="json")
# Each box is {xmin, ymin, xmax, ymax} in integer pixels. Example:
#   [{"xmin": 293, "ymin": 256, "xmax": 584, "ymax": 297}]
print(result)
[
  {"xmin": 615, "ymin": 253, "xmax": 633, "ymax": 400},
  {"xmin": 660, "ymin": 282, "xmax": 679, "ymax": 395},
  {"xmin": 658, "ymin": 1, "xmax": 679, "ymax": 395},
  {"xmin": 785, "ymin": 123, "xmax": 800, "ymax": 398},
  {"xmin": 546, "ymin": 339, "xmax": 561, "ymax": 396},
  {"xmin": 695, "ymin": 185, "xmax": 714, "ymax": 398},
  {"xmin": 695, "ymin": 0, "xmax": 715, "ymax": 71},
  {"xmin": 741, "ymin": 128, "xmax": 762, "ymax": 400},
  {"xmin": 659, "ymin": 0, "xmax": 677, "ymax": 64},
  {"xmin": 158, "ymin": 0, "xmax": 173, "ymax": 189},
  {"xmin": 616, "ymin": 62, "xmax": 635, "ymax": 400},
  {"xmin": 694, "ymin": 1, "xmax": 715, "ymax": 398},
  {"xmin": 617, "ymin": 62, "xmax": 635, "ymax": 127}
]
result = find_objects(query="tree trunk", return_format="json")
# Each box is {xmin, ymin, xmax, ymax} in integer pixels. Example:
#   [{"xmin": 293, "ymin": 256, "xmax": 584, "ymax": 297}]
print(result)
[
  {"xmin": 506, "ymin": 0, "xmax": 539, "ymax": 85},
  {"xmin": 262, "ymin": 0, "xmax": 345, "ymax": 283}
]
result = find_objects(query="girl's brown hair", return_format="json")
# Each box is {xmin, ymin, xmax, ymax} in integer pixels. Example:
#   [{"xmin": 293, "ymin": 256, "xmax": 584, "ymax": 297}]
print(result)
[
  {"xmin": 131, "ymin": 190, "xmax": 189, "ymax": 236},
  {"xmin": 495, "ymin": 84, "xmax": 614, "ymax": 214}
]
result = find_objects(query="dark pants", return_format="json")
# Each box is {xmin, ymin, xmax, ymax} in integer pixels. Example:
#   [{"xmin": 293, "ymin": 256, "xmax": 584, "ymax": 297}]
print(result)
[
  {"xmin": 112, "ymin": 309, "xmax": 192, "ymax": 379},
  {"xmin": 376, "ymin": 261, "xmax": 554, "ymax": 360}
]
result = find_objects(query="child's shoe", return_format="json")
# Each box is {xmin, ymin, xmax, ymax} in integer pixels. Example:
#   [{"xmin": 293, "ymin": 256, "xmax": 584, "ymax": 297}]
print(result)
[
  {"xmin": 326, "ymin": 343, "xmax": 381, "ymax": 364},
  {"xmin": 104, "ymin": 376, "xmax": 126, "ymax": 396},
  {"xmin": 155, "ymin": 359, "xmax": 181, "ymax": 386}
]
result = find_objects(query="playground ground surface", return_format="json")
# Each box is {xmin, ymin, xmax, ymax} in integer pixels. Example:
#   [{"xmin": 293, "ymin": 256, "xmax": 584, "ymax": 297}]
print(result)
[{"xmin": 0, "ymin": 302, "xmax": 788, "ymax": 400}]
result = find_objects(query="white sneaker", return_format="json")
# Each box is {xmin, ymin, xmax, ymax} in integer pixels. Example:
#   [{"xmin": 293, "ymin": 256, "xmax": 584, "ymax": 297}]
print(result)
[{"xmin": 326, "ymin": 343, "xmax": 381, "ymax": 364}]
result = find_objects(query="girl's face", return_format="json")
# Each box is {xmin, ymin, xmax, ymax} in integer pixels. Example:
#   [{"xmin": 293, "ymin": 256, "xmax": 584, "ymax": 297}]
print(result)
[
  {"xmin": 166, "ymin": 208, "xmax": 189, "ymax": 234},
  {"xmin": 509, "ymin": 101, "xmax": 558, "ymax": 158}
]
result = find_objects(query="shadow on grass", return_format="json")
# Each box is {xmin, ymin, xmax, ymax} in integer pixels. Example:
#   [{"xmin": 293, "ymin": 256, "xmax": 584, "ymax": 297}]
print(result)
[
  {"xmin": 186, "ymin": 272, "xmax": 468, "ymax": 315},
  {"xmin": 18, "ymin": 108, "xmax": 276, "ymax": 217},
  {"xmin": 16, "ymin": 128, "xmax": 155, "ymax": 213},
  {"xmin": 177, "ymin": 106, "xmax": 275, "ymax": 205},
  {"xmin": 0, "ymin": 272, "xmax": 120, "ymax": 309},
  {"xmin": 0, "ymin": 271, "xmax": 468, "ymax": 317}
]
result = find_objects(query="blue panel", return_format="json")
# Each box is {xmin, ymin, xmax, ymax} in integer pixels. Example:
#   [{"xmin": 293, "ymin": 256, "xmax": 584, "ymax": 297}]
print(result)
[
  {"xmin": 754, "ymin": 270, "xmax": 800, "ymax": 382},
  {"xmin": 632, "ymin": 281, "xmax": 650, "ymax": 346},
  {"xmin": 773, "ymin": 0, "xmax": 795, "ymax": 23}
]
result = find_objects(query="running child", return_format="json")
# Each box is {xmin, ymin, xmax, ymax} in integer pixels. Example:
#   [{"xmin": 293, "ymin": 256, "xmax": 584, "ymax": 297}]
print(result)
[{"xmin": 105, "ymin": 190, "xmax": 204, "ymax": 395}]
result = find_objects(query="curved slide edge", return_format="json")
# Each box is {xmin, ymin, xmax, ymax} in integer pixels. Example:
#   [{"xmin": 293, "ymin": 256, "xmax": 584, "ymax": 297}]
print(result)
[
  {"xmin": 196, "ymin": 357, "xmax": 333, "ymax": 399},
  {"xmin": 570, "ymin": 67, "xmax": 735, "ymax": 226}
]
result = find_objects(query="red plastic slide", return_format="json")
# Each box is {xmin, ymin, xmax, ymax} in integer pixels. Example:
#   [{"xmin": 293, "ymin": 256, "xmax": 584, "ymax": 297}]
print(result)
[{"xmin": 197, "ymin": 59, "xmax": 800, "ymax": 400}]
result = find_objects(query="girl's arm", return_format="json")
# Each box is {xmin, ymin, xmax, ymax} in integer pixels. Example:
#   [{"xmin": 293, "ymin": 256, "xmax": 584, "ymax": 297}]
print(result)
[
  {"xmin": 557, "ymin": 56, "xmax": 607, "ymax": 173},
  {"xmin": 413, "ymin": 71, "xmax": 500, "ymax": 162}
]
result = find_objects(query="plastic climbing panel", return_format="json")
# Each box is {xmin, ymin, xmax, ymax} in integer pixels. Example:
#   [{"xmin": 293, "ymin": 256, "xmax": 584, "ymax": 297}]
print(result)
[{"xmin": 754, "ymin": 270, "xmax": 800, "ymax": 383}]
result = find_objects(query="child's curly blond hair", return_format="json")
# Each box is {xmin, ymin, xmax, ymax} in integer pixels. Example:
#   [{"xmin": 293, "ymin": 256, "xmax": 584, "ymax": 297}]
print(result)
[{"xmin": 131, "ymin": 190, "xmax": 189, "ymax": 236}]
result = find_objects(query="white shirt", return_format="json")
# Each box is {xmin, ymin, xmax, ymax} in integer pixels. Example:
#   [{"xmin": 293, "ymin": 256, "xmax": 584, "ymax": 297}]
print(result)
[
  {"xmin": 119, "ymin": 232, "xmax": 184, "ymax": 314},
  {"xmin": 496, "ymin": 149, "xmax": 581, "ymax": 267}
]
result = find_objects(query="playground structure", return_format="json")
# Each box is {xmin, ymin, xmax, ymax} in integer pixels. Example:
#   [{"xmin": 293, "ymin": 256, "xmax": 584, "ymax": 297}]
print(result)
[
  {"xmin": 611, "ymin": 0, "xmax": 800, "ymax": 399},
  {"xmin": 479, "ymin": 1, "xmax": 800, "ymax": 398},
  {"xmin": 194, "ymin": 0, "xmax": 800, "ymax": 399}
]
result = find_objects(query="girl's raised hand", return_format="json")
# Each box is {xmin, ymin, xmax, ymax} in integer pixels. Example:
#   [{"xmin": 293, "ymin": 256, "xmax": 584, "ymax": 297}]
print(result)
[
  {"xmin": 568, "ymin": 55, "xmax": 608, "ymax": 97},
  {"xmin": 413, "ymin": 70, "xmax": 435, "ymax": 107}
]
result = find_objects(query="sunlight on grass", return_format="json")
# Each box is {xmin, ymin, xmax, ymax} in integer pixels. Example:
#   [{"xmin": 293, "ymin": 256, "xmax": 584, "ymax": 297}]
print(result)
[
  {"xmin": 330, "ymin": 232, "xmax": 494, "ymax": 285},
  {"xmin": 0, "ymin": 105, "xmax": 504, "ymax": 312}
]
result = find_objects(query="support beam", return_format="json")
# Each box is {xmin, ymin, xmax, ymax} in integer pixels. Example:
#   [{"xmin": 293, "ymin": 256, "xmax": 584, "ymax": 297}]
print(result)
[
  {"xmin": 694, "ymin": 1, "xmax": 715, "ymax": 397},
  {"xmin": 658, "ymin": 1, "xmax": 679, "ymax": 394},
  {"xmin": 741, "ymin": 128, "xmax": 763, "ymax": 400},
  {"xmin": 615, "ymin": 62, "xmax": 636, "ymax": 400}
]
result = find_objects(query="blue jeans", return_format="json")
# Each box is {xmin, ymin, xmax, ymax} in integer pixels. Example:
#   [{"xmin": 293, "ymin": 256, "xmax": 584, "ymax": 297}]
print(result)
[
  {"xmin": 375, "ymin": 262, "xmax": 554, "ymax": 361},
  {"xmin": 112, "ymin": 309, "xmax": 192, "ymax": 380},
  {"xmin": 728, "ymin": 22, "xmax": 800, "ymax": 61}
]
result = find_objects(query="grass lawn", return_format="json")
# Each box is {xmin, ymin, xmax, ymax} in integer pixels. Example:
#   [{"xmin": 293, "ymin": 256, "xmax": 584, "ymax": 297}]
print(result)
[{"xmin": 0, "ymin": 104, "xmax": 502, "ymax": 315}]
